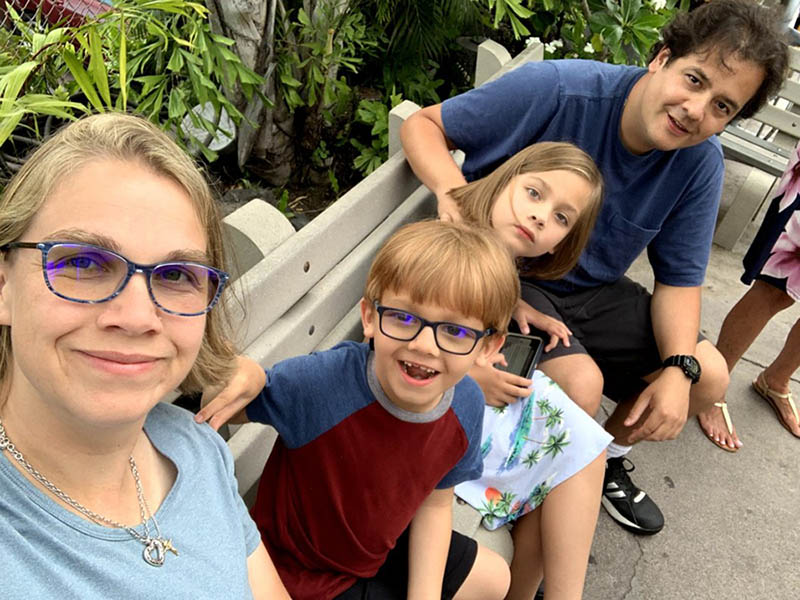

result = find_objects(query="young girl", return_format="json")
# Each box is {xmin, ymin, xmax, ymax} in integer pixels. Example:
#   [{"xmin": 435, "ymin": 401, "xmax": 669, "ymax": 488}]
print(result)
[
  {"xmin": 201, "ymin": 142, "xmax": 610, "ymax": 599},
  {"xmin": 448, "ymin": 142, "xmax": 611, "ymax": 600}
]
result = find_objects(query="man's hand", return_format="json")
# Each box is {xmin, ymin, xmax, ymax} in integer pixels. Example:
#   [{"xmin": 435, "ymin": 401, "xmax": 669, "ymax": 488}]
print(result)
[
  {"xmin": 469, "ymin": 356, "xmax": 532, "ymax": 407},
  {"xmin": 511, "ymin": 299, "xmax": 571, "ymax": 352},
  {"xmin": 436, "ymin": 191, "xmax": 462, "ymax": 222},
  {"xmin": 624, "ymin": 368, "xmax": 692, "ymax": 443},
  {"xmin": 195, "ymin": 355, "xmax": 266, "ymax": 431}
]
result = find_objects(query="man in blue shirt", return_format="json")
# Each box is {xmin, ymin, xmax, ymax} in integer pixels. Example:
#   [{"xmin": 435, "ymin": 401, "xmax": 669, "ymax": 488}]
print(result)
[{"xmin": 401, "ymin": 0, "xmax": 787, "ymax": 535}]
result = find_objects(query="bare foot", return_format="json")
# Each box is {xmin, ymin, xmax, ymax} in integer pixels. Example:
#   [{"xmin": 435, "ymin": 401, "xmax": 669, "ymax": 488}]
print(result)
[
  {"xmin": 757, "ymin": 372, "xmax": 800, "ymax": 437},
  {"xmin": 697, "ymin": 402, "xmax": 742, "ymax": 451}
]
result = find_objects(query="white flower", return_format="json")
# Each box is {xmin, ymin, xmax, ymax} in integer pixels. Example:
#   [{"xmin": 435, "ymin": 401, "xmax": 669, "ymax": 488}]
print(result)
[
  {"xmin": 544, "ymin": 39, "xmax": 564, "ymax": 54},
  {"xmin": 525, "ymin": 36, "xmax": 542, "ymax": 47},
  {"xmin": 651, "ymin": 0, "xmax": 667, "ymax": 10},
  {"xmin": 552, "ymin": 39, "xmax": 564, "ymax": 48},
  {"xmin": 583, "ymin": 42, "xmax": 594, "ymax": 54}
]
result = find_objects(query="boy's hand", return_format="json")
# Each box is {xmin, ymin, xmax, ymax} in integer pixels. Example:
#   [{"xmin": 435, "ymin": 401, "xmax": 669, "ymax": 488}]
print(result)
[
  {"xmin": 470, "ymin": 357, "xmax": 532, "ymax": 407},
  {"xmin": 195, "ymin": 355, "xmax": 266, "ymax": 431},
  {"xmin": 512, "ymin": 299, "xmax": 572, "ymax": 352}
]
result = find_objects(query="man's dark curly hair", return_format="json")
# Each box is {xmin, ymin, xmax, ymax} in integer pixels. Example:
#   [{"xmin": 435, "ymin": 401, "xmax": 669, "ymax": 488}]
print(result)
[{"xmin": 649, "ymin": 0, "xmax": 788, "ymax": 120}]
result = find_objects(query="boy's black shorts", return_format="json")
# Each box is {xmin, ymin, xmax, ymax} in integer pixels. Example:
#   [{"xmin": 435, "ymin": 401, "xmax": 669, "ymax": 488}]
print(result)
[
  {"xmin": 519, "ymin": 276, "xmax": 706, "ymax": 401},
  {"xmin": 334, "ymin": 528, "xmax": 478, "ymax": 599}
]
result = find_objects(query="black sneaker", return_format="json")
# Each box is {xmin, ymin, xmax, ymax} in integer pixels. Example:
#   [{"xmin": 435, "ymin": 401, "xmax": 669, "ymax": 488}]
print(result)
[{"xmin": 601, "ymin": 457, "xmax": 664, "ymax": 535}]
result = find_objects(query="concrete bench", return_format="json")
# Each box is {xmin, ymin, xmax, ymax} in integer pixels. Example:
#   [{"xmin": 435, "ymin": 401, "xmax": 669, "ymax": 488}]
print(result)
[
  {"xmin": 220, "ymin": 39, "xmax": 545, "ymax": 563},
  {"xmin": 714, "ymin": 45, "xmax": 800, "ymax": 250}
]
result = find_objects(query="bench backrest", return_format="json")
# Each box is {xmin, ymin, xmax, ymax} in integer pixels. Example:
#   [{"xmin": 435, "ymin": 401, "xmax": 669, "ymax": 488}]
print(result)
[{"xmin": 719, "ymin": 46, "xmax": 800, "ymax": 175}]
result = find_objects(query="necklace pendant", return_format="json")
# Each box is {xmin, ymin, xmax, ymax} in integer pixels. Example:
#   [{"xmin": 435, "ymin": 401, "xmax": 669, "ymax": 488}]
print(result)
[
  {"xmin": 143, "ymin": 538, "xmax": 166, "ymax": 567},
  {"xmin": 162, "ymin": 538, "xmax": 179, "ymax": 556}
]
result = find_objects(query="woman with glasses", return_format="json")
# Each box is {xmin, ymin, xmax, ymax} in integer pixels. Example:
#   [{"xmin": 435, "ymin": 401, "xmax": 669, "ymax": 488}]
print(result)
[{"xmin": 0, "ymin": 113, "xmax": 288, "ymax": 599}]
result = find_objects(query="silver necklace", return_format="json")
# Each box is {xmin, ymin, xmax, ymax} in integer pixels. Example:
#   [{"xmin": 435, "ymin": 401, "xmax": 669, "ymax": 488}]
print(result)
[{"xmin": 0, "ymin": 417, "xmax": 178, "ymax": 567}]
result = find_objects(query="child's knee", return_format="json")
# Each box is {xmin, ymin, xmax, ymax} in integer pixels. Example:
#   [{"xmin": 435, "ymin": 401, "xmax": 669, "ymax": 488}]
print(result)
[
  {"xmin": 569, "ymin": 363, "xmax": 604, "ymax": 417},
  {"xmin": 540, "ymin": 355, "xmax": 604, "ymax": 416},
  {"xmin": 456, "ymin": 545, "xmax": 511, "ymax": 600}
]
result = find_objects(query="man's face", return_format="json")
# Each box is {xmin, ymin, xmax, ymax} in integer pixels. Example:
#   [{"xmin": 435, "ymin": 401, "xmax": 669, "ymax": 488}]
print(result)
[{"xmin": 624, "ymin": 47, "xmax": 765, "ymax": 154}]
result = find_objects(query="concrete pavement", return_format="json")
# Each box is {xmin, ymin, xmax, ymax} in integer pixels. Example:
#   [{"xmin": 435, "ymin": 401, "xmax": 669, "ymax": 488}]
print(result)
[{"xmin": 583, "ymin": 160, "xmax": 800, "ymax": 599}]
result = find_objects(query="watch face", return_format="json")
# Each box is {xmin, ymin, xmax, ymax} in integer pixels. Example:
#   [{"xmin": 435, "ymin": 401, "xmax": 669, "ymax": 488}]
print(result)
[{"xmin": 682, "ymin": 356, "xmax": 701, "ymax": 382}]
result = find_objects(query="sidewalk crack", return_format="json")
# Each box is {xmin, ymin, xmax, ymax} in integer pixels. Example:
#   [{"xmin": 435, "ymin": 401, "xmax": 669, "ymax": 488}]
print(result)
[{"xmin": 620, "ymin": 536, "xmax": 645, "ymax": 600}]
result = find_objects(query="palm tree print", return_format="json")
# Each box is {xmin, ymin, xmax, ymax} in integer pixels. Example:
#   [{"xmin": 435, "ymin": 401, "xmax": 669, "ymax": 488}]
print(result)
[
  {"xmin": 522, "ymin": 449, "xmax": 542, "ymax": 467},
  {"xmin": 542, "ymin": 430, "xmax": 570, "ymax": 458}
]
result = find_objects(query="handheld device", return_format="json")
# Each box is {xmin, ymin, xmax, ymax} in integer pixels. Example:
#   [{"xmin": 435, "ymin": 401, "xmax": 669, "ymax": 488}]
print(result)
[{"xmin": 496, "ymin": 333, "xmax": 544, "ymax": 379}]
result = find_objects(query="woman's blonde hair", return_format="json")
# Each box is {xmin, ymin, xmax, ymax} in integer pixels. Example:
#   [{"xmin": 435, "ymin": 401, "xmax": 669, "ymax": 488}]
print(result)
[
  {"xmin": 364, "ymin": 220, "xmax": 520, "ymax": 337},
  {"xmin": 0, "ymin": 113, "xmax": 235, "ymax": 393},
  {"xmin": 448, "ymin": 141, "xmax": 604, "ymax": 280}
]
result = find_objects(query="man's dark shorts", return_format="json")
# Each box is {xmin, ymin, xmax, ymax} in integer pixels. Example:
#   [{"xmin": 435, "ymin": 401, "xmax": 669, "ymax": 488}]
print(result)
[
  {"xmin": 335, "ymin": 528, "xmax": 478, "ymax": 599},
  {"xmin": 519, "ymin": 276, "xmax": 706, "ymax": 401}
]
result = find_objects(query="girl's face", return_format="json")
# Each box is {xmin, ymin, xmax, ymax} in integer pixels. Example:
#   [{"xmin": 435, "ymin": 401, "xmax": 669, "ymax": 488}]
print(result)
[
  {"xmin": 0, "ymin": 159, "xmax": 208, "ymax": 429},
  {"xmin": 490, "ymin": 169, "xmax": 592, "ymax": 259}
]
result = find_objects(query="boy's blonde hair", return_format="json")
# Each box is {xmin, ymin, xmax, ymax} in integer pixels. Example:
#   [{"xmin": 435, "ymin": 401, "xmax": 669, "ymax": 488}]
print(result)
[
  {"xmin": 0, "ymin": 113, "xmax": 234, "ymax": 393},
  {"xmin": 364, "ymin": 220, "xmax": 520, "ymax": 337},
  {"xmin": 448, "ymin": 141, "xmax": 603, "ymax": 280}
]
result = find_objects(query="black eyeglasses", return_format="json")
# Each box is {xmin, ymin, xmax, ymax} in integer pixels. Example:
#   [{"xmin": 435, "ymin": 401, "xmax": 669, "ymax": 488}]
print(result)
[
  {"xmin": 1, "ymin": 241, "xmax": 229, "ymax": 317},
  {"xmin": 373, "ymin": 301, "xmax": 494, "ymax": 355}
]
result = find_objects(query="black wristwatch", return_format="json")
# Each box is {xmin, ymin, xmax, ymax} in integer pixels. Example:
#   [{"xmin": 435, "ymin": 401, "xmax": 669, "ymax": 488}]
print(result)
[{"xmin": 662, "ymin": 355, "xmax": 701, "ymax": 384}]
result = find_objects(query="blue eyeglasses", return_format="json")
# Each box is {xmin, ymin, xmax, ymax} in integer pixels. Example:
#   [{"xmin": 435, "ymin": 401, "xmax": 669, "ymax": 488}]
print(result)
[
  {"xmin": 373, "ymin": 301, "xmax": 495, "ymax": 355},
  {"xmin": 0, "ymin": 241, "xmax": 229, "ymax": 317}
]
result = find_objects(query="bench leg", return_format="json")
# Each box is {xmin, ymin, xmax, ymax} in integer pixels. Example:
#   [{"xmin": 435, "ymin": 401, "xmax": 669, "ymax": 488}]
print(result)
[{"xmin": 714, "ymin": 168, "xmax": 777, "ymax": 251}]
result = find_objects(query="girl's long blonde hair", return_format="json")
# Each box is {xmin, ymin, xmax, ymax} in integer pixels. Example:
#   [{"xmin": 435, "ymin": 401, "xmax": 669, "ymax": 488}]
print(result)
[{"xmin": 448, "ymin": 141, "xmax": 603, "ymax": 280}]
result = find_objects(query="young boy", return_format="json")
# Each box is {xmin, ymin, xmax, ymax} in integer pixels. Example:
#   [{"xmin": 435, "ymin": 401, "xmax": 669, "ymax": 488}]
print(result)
[{"xmin": 202, "ymin": 220, "xmax": 518, "ymax": 599}]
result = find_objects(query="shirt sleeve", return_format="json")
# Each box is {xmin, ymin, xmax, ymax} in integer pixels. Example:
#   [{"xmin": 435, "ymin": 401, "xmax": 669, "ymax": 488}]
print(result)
[
  {"xmin": 203, "ymin": 420, "xmax": 262, "ymax": 555},
  {"xmin": 436, "ymin": 377, "xmax": 485, "ymax": 489},
  {"xmin": 646, "ymin": 146, "xmax": 724, "ymax": 286},
  {"xmin": 441, "ymin": 61, "xmax": 561, "ymax": 180},
  {"xmin": 244, "ymin": 342, "xmax": 372, "ymax": 448}
]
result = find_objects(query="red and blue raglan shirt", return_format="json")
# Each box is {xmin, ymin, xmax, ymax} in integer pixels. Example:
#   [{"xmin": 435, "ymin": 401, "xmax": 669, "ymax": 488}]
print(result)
[{"xmin": 245, "ymin": 341, "xmax": 484, "ymax": 600}]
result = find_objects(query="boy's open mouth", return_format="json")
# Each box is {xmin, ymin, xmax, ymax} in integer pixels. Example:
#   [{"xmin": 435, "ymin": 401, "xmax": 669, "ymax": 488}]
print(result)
[{"xmin": 400, "ymin": 360, "xmax": 439, "ymax": 380}]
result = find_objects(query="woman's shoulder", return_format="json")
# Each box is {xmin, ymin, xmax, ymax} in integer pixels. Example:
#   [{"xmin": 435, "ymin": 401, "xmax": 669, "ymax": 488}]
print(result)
[{"xmin": 145, "ymin": 402, "xmax": 230, "ymax": 468}]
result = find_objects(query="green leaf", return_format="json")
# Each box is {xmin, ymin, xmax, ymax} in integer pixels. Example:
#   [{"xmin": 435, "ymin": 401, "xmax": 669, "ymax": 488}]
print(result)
[
  {"xmin": 167, "ymin": 87, "xmax": 185, "ymax": 120},
  {"xmin": 298, "ymin": 8, "xmax": 311, "ymax": 27},
  {"xmin": 88, "ymin": 28, "xmax": 111, "ymax": 107},
  {"xmin": 119, "ymin": 16, "xmax": 128, "ymax": 110},
  {"xmin": 62, "ymin": 50, "xmax": 105, "ymax": 112},
  {"xmin": 279, "ymin": 72, "xmax": 303, "ymax": 88},
  {"xmin": 590, "ymin": 12, "xmax": 619, "ymax": 29},
  {"xmin": 633, "ymin": 13, "xmax": 668, "ymax": 28},
  {"xmin": 167, "ymin": 46, "xmax": 185, "ymax": 71},
  {"xmin": 0, "ymin": 62, "xmax": 38, "ymax": 106},
  {"xmin": 0, "ymin": 110, "xmax": 23, "ymax": 146}
]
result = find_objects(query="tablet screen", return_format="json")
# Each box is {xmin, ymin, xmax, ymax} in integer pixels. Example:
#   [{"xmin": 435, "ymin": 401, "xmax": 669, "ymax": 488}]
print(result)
[{"xmin": 497, "ymin": 333, "xmax": 543, "ymax": 378}]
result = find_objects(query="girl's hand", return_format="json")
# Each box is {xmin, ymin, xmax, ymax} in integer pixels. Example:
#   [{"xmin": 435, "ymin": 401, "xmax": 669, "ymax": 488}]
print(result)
[
  {"xmin": 512, "ymin": 299, "xmax": 572, "ymax": 352},
  {"xmin": 469, "ymin": 355, "xmax": 532, "ymax": 407},
  {"xmin": 195, "ymin": 355, "xmax": 266, "ymax": 431}
]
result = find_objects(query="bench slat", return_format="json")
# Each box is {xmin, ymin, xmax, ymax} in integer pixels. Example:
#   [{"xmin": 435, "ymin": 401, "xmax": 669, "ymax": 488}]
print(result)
[
  {"xmin": 228, "ymin": 152, "xmax": 422, "ymax": 349},
  {"xmin": 241, "ymin": 185, "xmax": 436, "ymax": 367}
]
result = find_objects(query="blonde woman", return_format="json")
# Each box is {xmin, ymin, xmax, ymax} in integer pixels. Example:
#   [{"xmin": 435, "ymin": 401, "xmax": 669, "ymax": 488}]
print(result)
[{"xmin": 0, "ymin": 114, "xmax": 288, "ymax": 599}]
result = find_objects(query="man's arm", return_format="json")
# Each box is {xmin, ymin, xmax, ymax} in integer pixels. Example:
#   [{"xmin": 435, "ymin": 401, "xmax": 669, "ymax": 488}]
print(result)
[
  {"xmin": 625, "ymin": 283, "xmax": 700, "ymax": 442},
  {"xmin": 407, "ymin": 487, "xmax": 454, "ymax": 600},
  {"xmin": 400, "ymin": 105, "xmax": 467, "ymax": 221}
]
